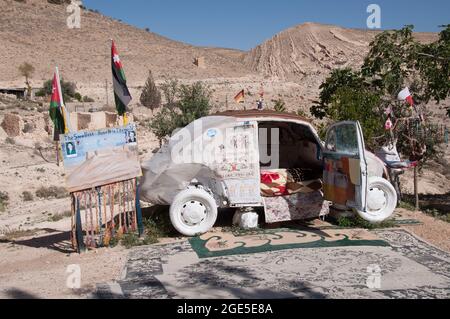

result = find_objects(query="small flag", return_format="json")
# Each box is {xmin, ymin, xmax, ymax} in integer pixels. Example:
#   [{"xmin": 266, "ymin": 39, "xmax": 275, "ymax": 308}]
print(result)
[
  {"xmin": 398, "ymin": 87, "xmax": 425, "ymax": 122},
  {"xmin": 385, "ymin": 115, "xmax": 393, "ymax": 131},
  {"xmin": 49, "ymin": 71, "xmax": 67, "ymax": 141},
  {"xmin": 111, "ymin": 40, "xmax": 132, "ymax": 125},
  {"xmin": 398, "ymin": 87, "xmax": 414, "ymax": 107},
  {"xmin": 234, "ymin": 89, "xmax": 245, "ymax": 104}
]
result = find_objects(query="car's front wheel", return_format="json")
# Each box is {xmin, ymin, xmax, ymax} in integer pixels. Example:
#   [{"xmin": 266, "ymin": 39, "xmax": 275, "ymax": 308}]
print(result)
[
  {"xmin": 170, "ymin": 188, "xmax": 218, "ymax": 236},
  {"xmin": 356, "ymin": 177, "xmax": 398, "ymax": 223}
]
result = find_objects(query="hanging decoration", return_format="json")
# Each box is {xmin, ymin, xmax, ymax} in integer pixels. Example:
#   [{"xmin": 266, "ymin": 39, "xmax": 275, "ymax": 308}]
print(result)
[
  {"xmin": 71, "ymin": 178, "xmax": 143, "ymax": 253},
  {"xmin": 384, "ymin": 115, "xmax": 393, "ymax": 131},
  {"xmin": 397, "ymin": 87, "xmax": 425, "ymax": 123}
]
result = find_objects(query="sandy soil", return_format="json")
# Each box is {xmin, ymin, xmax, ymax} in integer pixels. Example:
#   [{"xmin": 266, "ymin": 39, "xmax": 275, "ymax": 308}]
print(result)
[
  {"xmin": 397, "ymin": 208, "xmax": 450, "ymax": 253},
  {"xmin": 0, "ymin": 207, "xmax": 448, "ymax": 299},
  {"xmin": 0, "ymin": 235, "xmax": 127, "ymax": 299}
]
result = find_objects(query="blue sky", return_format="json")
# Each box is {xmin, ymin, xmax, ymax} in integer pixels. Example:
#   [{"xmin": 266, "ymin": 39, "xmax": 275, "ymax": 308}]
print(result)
[{"xmin": 83, "ymin": 0, "xmax": 450, "ymax": 50}]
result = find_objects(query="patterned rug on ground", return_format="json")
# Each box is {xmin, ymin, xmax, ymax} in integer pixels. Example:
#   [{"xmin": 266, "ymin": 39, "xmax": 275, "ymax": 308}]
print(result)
[{"xmin": 189, "ymin": 228, "xmax": 390, "ymax": 258}]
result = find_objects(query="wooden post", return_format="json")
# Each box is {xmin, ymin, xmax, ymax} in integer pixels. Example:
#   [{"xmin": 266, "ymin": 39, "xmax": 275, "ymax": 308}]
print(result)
[
  {"xmin": 55, "ymin": 141, "xmax": 60, "ymax": 166},
  {"xmin": 414, "ymin": 166, "xmax": 420, "ymax": 211}
]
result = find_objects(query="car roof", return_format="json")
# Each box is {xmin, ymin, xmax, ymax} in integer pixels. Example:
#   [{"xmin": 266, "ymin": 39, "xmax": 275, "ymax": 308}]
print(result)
[{"xmin": 213, "ymin": 110, "xmax": 312, "ymax": 123}]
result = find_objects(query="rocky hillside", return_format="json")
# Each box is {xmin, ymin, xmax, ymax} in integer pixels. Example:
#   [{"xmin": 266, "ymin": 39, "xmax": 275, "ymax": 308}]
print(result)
[
  {"xmin": 0, "ymin": 0, "xmax": 441, "ymax": 110},
  {"xmin": 244, "ymin": 22, "xmax": 437, "ymax": 81},
  {"xmin": 0, "ymin": 0, "xmax": 254, "ymax": 88}
]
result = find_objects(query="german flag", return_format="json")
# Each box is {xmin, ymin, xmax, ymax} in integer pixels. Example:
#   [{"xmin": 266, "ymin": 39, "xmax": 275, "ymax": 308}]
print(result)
[{"xmin": 234, "ymin": 89, "xmax": 245, "ymax": 104}]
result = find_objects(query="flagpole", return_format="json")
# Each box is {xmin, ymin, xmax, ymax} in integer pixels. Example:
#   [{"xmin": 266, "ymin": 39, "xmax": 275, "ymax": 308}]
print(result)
[{"xmin": 55, "ymin": 67, "xmax": 73, "ymax": 133}]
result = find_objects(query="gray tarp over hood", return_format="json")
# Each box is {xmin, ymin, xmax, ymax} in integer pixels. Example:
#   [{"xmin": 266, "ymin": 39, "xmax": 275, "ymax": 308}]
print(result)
[{"xmin": 140, "ymin": 116, "xmax": 241, "ymax": 205}]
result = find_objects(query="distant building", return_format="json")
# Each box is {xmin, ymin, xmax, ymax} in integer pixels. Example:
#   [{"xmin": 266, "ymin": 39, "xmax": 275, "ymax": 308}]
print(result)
[
  {"xmin": 193, "ymin": 56, "xmax": 206, "ymax": 69},
  {"xmin": 0, "ymin": 87, "xmax": 41, "ymax": 100}
]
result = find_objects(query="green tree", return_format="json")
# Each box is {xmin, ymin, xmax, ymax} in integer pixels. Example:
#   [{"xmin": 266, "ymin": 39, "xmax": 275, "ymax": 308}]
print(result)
[
  {"xmin": 140, "ymin": 70, "xmax": 161, "ymax": 113},
  {"xmin": 159, "ymin": 78, "xmax": 179, "ymax": 109},
  {"xmin": 311, "ymin": 68, "xmax": 364, "ymax": 120},
  {"xmin": 176, "ymin": 82, "xmax": 212, "ymax": 127},
  {"xmin": 312, "ymin": 25, "xmax": 450, "ymax": 210},
  {"xmin": 149, "ymin": 80, "xmax": 213, "ymax": 146},
  {"xmin": 149, "ymin": 106, "xmax": 179, "ymax": 147},
  {"xmin": 328, "ymin": 87, "xmax": 384, "ymax": 150}
]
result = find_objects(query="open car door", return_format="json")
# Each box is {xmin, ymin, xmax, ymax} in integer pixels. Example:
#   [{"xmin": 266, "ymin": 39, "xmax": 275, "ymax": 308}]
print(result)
[{"xmin": 323, "ymin": 121, "xmax": 368, "ymax": 212}]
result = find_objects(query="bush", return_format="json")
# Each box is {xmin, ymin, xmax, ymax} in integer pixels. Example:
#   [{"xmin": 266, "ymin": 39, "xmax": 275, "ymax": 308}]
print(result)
[
  {"xmin": 5, "ymin": 137, "xmax": 15, "ymax": 145},
  {"xmin": 83, "ymin": 96, "xmax": 95, "ymax": 103},
  {"xmin": 74, "ymin": 92, "xmax": 82, "ymax": 102},
  {"xmin": 120, "ymin": 212, "xmax": 176, "ymax": 249},
  {"xmin": 273, "ymin": 99, "xmax": 287, "ymax": 113},
  {"xmin": 47, "ymin": 0, "xmax": 71, "ymax": 5},
  {"xmin": 22, "ymin": 191, "xmax": 34, "ymax": 202},
  {"xmin": 35, "ymin": 186, "xmax": 69, "ymax": 199},
  {"xmin": 37, "ymin": 78, "xmax": 78, "ymax": 102},
  {"xmin": 22, "ymin": 123, "xmax": 35, "ymax": 134},
  {"xmin": 48, "ymin": 211, "xmax": 72, "ymax": 222},
  {"xmin": 0, "ymin": 191, "xmax": 9, "ymax": 212},
  {"xmin": 149, "ymin": 80, "xmax": 213, "ymax": 146}
]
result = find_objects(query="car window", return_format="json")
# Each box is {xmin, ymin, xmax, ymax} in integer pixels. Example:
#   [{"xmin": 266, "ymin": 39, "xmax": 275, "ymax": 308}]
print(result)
[{"xmin": 326, "ymin": 123, "xmax": 359, "ymax": 156}]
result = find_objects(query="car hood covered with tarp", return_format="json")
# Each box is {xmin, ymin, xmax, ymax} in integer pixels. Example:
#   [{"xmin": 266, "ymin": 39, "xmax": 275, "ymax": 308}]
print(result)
[{"xmin": 140, "ymin": 116, "xmax": 260, "ymax": 205}]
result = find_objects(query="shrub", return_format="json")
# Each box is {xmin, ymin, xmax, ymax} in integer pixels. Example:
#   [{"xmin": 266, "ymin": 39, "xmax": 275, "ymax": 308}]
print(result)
[
  {"xmin": 22, "ymin": 123, "xmax": 35, "ymax": 134},
  {"xmin": 5, "ymin": 137, "xmax": 15, "ymax": 145},
  {"xmin": 37, "ymin": 78, "xmax": 78, "ymax": 102},
  {"xmin": 149, "ymin": 80, "xmax": 213, "ymax": 146},
  {"xmin": 22, "ymin": 191, "xmax": 34, "ymax": 202},
  {"xmin": 35, "ymin": 186, "xmax": 69, "ymax": 199},
  {"xmin": 83, "ymin": 96, "xmax": 95, "ymax": 103},
  {"xmin": 273, "ymin": 99, "xmax": 287, "ymax": 113},
  {"xmin": 0, "ymin": 191, "xmax": 9, "ymax": 212},
  {"xmin": 48, "ymin": 211, "xmax": 72, "ymax": 222},
  {"xmin": 74, "ymin": 92, "xmax": 82, "ymax": 102}
]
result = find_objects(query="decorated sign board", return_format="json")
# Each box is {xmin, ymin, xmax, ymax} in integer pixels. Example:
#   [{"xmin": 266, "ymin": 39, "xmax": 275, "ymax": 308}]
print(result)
[
  {"xmin": 210, "ymin": 122, "xmax": 261, "ymax": 205},
  {"xmin": 60, "ymin": 124, "xmax": 142, "ymax": 193}
]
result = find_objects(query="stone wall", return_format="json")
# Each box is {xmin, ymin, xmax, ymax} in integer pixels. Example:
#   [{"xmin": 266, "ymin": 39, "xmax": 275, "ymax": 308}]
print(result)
[
  {"xmin": 1, "ymin": 113, "xmax": 24, "ymax": 137},
  {"xmin": 70, "ymin": 112, "xmax": 126, "ymax": 131}
]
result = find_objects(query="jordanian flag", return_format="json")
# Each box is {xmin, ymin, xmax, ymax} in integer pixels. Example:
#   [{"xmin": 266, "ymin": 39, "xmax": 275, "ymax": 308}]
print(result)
[
  {"xmin": 111, "ymin": 40, "xmax": 132, "ymax": 119},
  {"xmin": 49, "ymin": 72, "xmax": 66, "ymax": 141}
]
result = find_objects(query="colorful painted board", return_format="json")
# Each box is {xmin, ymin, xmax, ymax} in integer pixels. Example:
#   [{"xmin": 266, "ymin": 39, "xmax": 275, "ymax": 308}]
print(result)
[{"xmin": 60, "ymin": 124, "xmax": 142, "ymax": 192}]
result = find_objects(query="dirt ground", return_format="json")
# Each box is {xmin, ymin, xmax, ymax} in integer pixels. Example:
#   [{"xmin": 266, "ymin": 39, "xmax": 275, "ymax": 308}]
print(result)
[
  {"xmin": 0, "ymin": 99, "xmax": 448, "ymax": 299},
  {"xmin": 397, "ymin": 208, "xmax": 450, "ymax": 253},
  {"xmin": 0, "ymin": 236, "xmax": 127, "ymax": 299},
  {"xmin": 0, "ymin": 206, "xmax": 448, "ymax": 299}
]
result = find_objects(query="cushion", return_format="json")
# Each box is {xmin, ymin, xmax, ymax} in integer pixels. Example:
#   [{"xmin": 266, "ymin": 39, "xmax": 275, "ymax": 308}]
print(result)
[{"xmin": 261, "ymin": 169, "xmax": 323, "ymax": 197}]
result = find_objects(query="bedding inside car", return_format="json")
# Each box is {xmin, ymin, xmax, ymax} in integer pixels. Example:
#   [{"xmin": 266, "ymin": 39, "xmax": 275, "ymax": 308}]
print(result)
[{"xmin": 261, "ymin": 169, "xmax": 323, "ymax": 198}]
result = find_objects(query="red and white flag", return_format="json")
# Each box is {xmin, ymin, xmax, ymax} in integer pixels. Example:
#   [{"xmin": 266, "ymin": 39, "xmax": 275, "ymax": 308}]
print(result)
[{"xmin": 398, "ymin": 87, "xmax": 414, "ymax": 107}]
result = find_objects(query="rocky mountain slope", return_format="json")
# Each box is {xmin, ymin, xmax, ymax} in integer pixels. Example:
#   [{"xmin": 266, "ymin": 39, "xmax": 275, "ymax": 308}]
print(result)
[
  {"xmin": 0, "ymin": 0, "xmax": 438, "ymax": 98},
  {"xmin": 0, "ymin": 0, "xmax": 254, "ymax": 88},
  {"xmin": 244, "ymin": 23, "xmax": 437, "ymax": 81}
]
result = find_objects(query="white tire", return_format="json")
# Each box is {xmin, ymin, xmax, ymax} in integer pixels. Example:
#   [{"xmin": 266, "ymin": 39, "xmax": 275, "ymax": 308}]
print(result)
[
  {"xmin": 356, "ymin": 177, "xmax": 397, "ymax": 223},
  {"xmin": 170, "ymin": 188, "xmax": 218, "ymax": 236}
]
